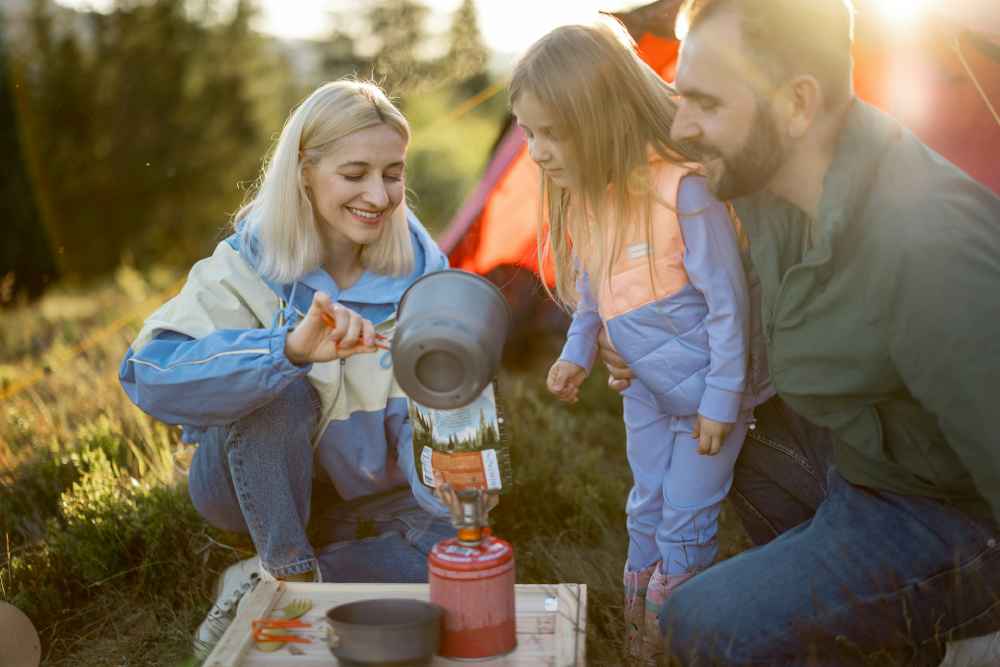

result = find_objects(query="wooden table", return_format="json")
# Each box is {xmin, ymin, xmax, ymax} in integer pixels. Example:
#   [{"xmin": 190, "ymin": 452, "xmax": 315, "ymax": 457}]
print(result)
[{"xmin": 204, "ymin": 581, "xmax": 587, "ymax": 666}]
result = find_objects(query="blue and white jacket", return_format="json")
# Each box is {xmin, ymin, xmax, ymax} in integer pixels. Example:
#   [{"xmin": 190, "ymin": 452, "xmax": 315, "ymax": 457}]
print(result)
[{"xmin": 119, "ymin": 213, "xmax": 449, "ymax": 515}]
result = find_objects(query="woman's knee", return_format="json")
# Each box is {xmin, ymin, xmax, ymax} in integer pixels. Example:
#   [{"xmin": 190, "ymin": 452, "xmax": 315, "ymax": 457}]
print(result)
[
  {"xmin": 231, "ymin": 377, "xmax": 320, "ymax": 447},
  {"xmin": 187, "ymin": 476, "xmax": 249, "ymax": 534},
  {"xmin": 187, "ymin": 426, "xmax": 244, "ymax": 531}
]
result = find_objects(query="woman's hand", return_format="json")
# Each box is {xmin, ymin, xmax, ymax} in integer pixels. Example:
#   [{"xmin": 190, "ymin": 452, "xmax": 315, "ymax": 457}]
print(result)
[
  {"xmin": 547, "ymin": 359, "xmax": 588, "ymax": 404},
  {"xmin": 433, "ymin": 473, "xmax": 499, "ymax": 519},
  {"xmin": 284, "ymin": 292, "xmax": 376, "ymax": 366},
  {"xmin": 597, "ymin": 329, "xmax": 633, "ymax": 392}
]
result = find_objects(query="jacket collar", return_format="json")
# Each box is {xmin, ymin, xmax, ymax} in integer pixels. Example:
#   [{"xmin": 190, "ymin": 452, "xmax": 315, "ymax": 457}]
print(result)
[
  {"xmin": 812, "ymin": 99, "xmax": 902, "ymax": 254},
  {"xmin": 230, "ymin": 211, "xmax": 447, "ymax": 310},
  {"xmin": 737, "ymin": 99, "xmax": 901, "ymax": 267},
  {"xmin": 298, "ymin": 210, "xmax": 447, "ymax": 306}
]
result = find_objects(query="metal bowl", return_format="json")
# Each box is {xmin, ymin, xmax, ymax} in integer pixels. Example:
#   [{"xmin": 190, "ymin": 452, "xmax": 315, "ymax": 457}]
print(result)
[
  {"xmin": 325, "ymin": 598, "xmax": 442, "ymax": 666},
  {"xmin": 392, "ymin": 269, "xmax": 511, "ymax": 409}
]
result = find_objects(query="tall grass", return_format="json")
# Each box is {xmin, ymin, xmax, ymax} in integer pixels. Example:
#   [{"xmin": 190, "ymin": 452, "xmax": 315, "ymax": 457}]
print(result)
[{"xmin": 0, "ymin": 266, "xmax": 251, "ymax": 664}]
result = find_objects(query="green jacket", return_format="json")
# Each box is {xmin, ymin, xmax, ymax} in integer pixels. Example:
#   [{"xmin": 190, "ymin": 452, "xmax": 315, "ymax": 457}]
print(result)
[{"xmin": 734, "ymin": 100, "xmax": 1000, "ymax": 521}]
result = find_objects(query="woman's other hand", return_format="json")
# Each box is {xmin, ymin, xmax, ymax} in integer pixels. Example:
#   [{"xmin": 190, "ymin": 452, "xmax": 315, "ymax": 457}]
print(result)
[
  {"xmin": 597, "ymin": 329, "xmax": 633, "ymax": 392},
  {"xmin": 547, "ymin": 359, "xmax": 588, "ymax": 404},
  {"xmin": 285, "ymin": 292, "xmax": 376, "ymax": 365},
  {"xmin": 433, "ymin": 473, "xmax": 499, "ymax": 521}
]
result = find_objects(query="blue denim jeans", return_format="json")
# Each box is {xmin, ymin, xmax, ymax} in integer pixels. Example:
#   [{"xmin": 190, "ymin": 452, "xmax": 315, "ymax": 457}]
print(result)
[
  {"xmin": 187, "ymin": 377, "xmax": 454, "ymax": 581},
  {"xmin": 661, "ymin": 396, "xmax": 1000, "ymax": 666}
]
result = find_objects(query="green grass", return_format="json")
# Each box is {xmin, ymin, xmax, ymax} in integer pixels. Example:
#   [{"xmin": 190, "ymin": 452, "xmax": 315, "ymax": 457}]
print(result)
[
  {"xmin": 0, "ymin": 268, "xmax": 253, "ymax": 664},
  {"xmin": 0, "ymin": 269, "xmax": 752, "ymax": 665}
]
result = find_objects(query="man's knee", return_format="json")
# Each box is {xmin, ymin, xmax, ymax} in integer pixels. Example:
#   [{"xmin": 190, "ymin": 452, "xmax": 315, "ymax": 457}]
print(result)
[{"xmin": 660, "ymin": 577, "xmax": 760, "ymax": 665}]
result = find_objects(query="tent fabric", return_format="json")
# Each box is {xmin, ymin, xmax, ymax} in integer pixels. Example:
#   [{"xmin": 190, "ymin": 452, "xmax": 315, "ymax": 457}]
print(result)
[{"xmin": 442, "ymin": 0, "xmax": 999, "ymax": 285}]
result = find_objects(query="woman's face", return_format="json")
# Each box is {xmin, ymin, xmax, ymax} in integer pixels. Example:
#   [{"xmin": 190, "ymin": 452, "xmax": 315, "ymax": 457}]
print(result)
[
  {"xmin": 512, "ymin": 91, "xmax": 574, "ymax": 189},
  {"xmin": 304, "ymin": 123, "xmax": 407, "ymax": 251}
]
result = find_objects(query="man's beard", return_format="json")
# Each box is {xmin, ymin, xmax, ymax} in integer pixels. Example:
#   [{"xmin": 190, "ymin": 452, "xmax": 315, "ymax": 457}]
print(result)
[{"xmin": 700, "ymin": 99, "xmax": 787, "ymax": 201}]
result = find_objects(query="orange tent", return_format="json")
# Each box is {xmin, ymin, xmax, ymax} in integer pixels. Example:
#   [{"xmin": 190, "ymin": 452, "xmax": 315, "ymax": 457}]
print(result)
[{"xmin": 442, "ymin": 0, "xmax": 999, "ymax": 288}]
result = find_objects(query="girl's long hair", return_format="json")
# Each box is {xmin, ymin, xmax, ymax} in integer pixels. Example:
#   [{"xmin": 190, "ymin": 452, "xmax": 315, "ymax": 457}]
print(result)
[
  {"xmin": 510, "ymin": 20, "xmax": 695, "ymax": 309},
  {"xmin": 234, "ymin": 80, "xmax": 413, "ymax": 284}
]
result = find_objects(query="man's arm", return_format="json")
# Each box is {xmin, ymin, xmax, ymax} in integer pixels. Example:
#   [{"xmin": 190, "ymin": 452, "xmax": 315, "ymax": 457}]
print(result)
[
  {"xmin": 598, "ymin": 328, "xmax": 634, "ymax": 391},
  {"xmin": 889, "ymin": 194, "xmax": 1000, "ymax": 521}
]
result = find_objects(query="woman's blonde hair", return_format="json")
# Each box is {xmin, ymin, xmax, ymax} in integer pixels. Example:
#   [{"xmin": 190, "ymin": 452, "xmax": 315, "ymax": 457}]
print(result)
[
  {"xmin": 510, "ymin": 20, "xmax": 694, "ymax": 309},
  {"xmin": 235, "ymin": 80, "xmax": 413, "ymax": 284}
]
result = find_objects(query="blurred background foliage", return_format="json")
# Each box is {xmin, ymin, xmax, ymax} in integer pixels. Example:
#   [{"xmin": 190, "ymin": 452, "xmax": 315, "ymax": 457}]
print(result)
[{"xmin": 1, "ymin": 0, "xmax": 505, "ymax": 302}]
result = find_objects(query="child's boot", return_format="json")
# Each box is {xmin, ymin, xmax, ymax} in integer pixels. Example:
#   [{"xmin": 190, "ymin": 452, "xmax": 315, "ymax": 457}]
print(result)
[
  {"xmin": 641, "ymin": 567, "xmax": 696, "ymax": 665},
  {"xmin": 623, "ymin": 561, "xmax": 657, "ymax": 661}
]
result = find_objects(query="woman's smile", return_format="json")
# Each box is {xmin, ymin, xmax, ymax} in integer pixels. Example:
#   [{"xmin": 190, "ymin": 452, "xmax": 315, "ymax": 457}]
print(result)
[{"xmin": 346, "ymin": 206, "xmax": 387, "ymax": 226}]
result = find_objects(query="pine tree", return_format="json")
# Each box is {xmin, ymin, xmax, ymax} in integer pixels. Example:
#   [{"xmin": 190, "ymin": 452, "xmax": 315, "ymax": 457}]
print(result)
[
  {"xmin": 19, "ymin": 0, "xmax": 270, "ymax": 282},
  {"xmin": 0, "ymin": 9, "xmax": 58, "ymax": 303},
  {"xmin": 441, "ymin": 0, "xmax": 489, "ymax": 97},
  {"xmin": 321, "ymin": 28, "xmax": 370, "ymax": 81},
  {"xmin": 366, "ymin": 0, "xmax": 431, "ymax": 95}
]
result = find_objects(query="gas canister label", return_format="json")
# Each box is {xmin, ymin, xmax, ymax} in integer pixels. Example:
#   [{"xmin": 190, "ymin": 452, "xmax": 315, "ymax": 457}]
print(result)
[
  {"xmin": 421, "ymin": 449, "xmax": 502, "ymax": 491},
  {"xmin": 411, "ymin": 382, "xmax": 512, "ymax": 493}
]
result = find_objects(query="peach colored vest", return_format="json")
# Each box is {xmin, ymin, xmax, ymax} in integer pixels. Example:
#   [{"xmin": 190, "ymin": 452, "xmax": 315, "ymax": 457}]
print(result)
[{"xmin": 595, "ymin": 161, "xmax": 692, "ymax": 321}]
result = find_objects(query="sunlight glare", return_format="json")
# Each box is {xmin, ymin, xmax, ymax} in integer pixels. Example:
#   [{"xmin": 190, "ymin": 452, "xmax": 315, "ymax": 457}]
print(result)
[
  {"xmin": 876, "ymin": 0, "xmax": 928, "ymax": 27},
  {"xmin": 674, "ymin": 10, "xmax": 690, "ymax": 41}
]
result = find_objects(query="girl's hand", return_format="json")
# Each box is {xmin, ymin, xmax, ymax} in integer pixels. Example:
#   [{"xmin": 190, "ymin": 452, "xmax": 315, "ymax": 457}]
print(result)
[
  {"xmin": 692, "ymin": 415, "xmax": 733, "ymax": 456},
  {"xmin": 284, "ymin": 292, "xmax": 376, "ymax": 366},
  {"xmin": 547, "ymin": 360, "xmax": 589, "ymax": 404}
]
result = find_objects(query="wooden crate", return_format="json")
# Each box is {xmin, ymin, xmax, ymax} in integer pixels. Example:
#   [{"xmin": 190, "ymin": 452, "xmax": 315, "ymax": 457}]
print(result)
[{"xmin": 205, "ymin": 582, "xmax": 587, "ymax": 666}]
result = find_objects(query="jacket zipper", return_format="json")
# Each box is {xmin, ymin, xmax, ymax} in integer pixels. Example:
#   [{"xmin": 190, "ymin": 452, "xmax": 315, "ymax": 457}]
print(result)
[{"xmin": 312, "ymin": 358, "xmax": 345, "ymax": 450}]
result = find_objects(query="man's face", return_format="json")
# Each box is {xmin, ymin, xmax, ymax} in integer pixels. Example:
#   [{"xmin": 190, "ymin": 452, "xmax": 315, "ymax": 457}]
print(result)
[{"xmin": 671, "ymin": 9, "xmax": 789, "ymax": 200}]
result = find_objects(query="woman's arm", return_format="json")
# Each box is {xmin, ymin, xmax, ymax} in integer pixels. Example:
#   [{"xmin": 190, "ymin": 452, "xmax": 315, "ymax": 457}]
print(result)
[
  {"xmin": 119, "ymin": 237, "xmax": 377, "ymax": 427},
  {"xmin": 119, "ymin": 326, "xmax": 310, "ymax": 428}
]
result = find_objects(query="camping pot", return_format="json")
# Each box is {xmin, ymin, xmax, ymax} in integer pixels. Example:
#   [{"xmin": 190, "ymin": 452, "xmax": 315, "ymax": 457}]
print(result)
[
  {"xmin": 325, "ymin": 598, "xmax": 442, "ymax": 666},
  {"xmin": 392, "ymin": 270, "xmax": 511, "ymax": 410}
]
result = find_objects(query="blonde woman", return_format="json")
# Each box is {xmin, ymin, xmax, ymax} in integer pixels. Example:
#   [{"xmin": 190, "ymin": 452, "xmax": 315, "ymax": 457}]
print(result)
[
  {"xmin": 119, "ymin": 80, "xmax": 452, "ymax": 656},
  {"xmin": 510, "ymin": 22, "xmax": 771, "ymax": 662}
]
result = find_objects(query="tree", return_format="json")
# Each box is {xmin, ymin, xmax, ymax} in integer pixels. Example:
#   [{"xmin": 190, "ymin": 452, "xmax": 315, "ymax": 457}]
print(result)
[
  {"xmin": 440, "ymin": 0, "xmax": 489, "ymax": 97},
  {"xmin": 0, "ymin": 11, "xmax": 58, "ymax": 304},
  {"xmin": 366, "ymin": 0, "xmax": 431, "ymax": 95},
  {"xmin": 321, "ymin": 29, "xmax": 370, "ymax": 82},
  {"xmin": 17, "ymin": 0, "xmax": 270, "ymax": 283}
]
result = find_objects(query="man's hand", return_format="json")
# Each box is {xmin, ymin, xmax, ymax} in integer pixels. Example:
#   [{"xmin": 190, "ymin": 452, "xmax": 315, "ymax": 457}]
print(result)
[
  {"xmin": 597, "ymin": 329, "xmax": 633, "ymax": 392},
  {"xmin": 547, "ymin": 360, "xmax": 589, "ymax": 403},
  {"xmin": 284, "ymin": 292, "xmax": 376, "ymax": 366},
  {"xmin": 692, "ymin": 415, "xmax": 734, "ymax": 456}
]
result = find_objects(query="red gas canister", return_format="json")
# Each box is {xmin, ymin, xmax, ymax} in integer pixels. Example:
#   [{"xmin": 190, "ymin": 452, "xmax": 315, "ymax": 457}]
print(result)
[{"xmin": 428, "ymin": 527, "xmax": 517, "ymax": 659}]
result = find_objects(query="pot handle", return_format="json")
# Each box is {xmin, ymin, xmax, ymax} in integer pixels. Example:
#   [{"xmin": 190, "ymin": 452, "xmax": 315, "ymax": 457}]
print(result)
[{"xmin": 326, "ymin": 622, "xmax": 340, "ymax": 648}]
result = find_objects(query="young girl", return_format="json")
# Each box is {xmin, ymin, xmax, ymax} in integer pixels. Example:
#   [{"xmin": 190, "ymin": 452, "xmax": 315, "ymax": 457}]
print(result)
[
  {"xmin": 510, "ymin": 22, "xmax": 771, "ymax": 663},
  {"xmin": 119, "ymin": 80, "xmax": 454, "ymax": 657}
]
